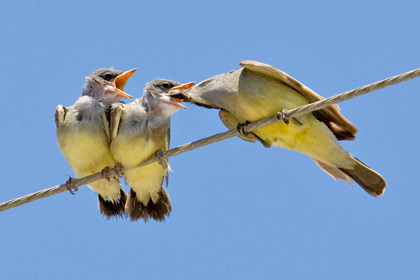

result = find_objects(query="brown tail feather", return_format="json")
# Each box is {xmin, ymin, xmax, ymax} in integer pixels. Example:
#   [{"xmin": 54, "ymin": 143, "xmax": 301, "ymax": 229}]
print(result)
[
  {"xmin": 125, "ymin": 189, "xmax": 172, "ymax": 222},
  {"xmin": 98, "ymin": 189, "xmax": 127, "ymax": 219},
  {"xmin": 313, "ymin": 157, "xmax": 386, "ymax": 196},
  {"xmin": 339, "ymin": 157, "xmax": 386, "ymax": 197}
]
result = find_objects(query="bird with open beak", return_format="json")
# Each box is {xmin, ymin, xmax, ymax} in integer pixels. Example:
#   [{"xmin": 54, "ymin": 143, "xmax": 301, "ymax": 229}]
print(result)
[
  {"xmin": 110, "ymin": 79, "xmax": 192, "ymax": 222},
  {"xmin": 55, "ymin": 68, "xmax": 136, "ymax": 218},
  {"xmin": 170, "ymin": 60, "xmax": 386, "ymax": 196}
]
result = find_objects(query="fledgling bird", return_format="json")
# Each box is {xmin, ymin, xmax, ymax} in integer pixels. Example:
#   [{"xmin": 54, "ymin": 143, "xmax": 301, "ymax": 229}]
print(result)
[
  {"xmin": 170, "ymin": 60, "xmax": 386, "ymax": 196},
  {"xmin": 55, "ymin": 68, "xmax": 136, "ymax": 218},
  {"xmin": 110, "ymin": 79, "xmax": 192, "ymax": 222}
]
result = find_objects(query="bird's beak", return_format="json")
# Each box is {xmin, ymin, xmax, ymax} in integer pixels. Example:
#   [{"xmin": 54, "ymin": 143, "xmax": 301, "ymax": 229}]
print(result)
[
  {"xmin": 170, "ymin": 100, "xmax": 188, "ymax": 109},
  {"xmin": 169, "ymin": 82, "xmax": 195, "ymax": 103},
  {"xmin": 113, "ymin": 68, "xmax": 137, "ymax": 98},
  {"xmin": 168, "ymin": 82, "xmax": 195, "ymax": 109}
]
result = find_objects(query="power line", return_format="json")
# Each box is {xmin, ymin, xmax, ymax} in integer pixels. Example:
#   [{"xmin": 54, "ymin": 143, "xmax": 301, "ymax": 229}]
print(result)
[{"xmin": 1, "ymin": 67, "xmax": 419, "ymax": 212}]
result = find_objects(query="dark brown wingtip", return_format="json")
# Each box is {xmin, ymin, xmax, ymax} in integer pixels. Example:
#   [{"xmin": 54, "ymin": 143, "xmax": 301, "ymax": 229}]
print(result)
[
  {"xmin": 328, "ymin": 125, "xmax": 356, "ymax": 141},
  {"xmin": 98, "ymin": 190, "xmax": 127, "ymax": 219},
  {"xmin": 312, "ymin": 112, "xmax": 357, "ymax": 141},
  {"xmin": 125, "ymin": 189, "xmax": 172, "ymax": 222}
]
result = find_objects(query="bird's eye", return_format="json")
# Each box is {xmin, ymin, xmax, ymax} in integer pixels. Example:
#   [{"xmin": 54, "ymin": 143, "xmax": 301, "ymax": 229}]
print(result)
[
  {"xmin": 161, "ymin": 82, "xmax": 171, "ymax": 90},
  {"xmin": 103, "ymin": 73, "xmax": 113, "ymax": 81}
]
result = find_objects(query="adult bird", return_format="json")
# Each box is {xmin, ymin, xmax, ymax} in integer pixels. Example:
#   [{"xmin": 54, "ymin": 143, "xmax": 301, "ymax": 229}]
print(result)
[
  {"xmin": 55, "ymin": 68, "xmax": 137, "ymax": 218},
  {"xmin": 170, "ymin": 60, "xmax": 386, "ymax": 196},
  {"xmin": 110, "ymin": 79, "xmax": 192, "ymax": 222}
]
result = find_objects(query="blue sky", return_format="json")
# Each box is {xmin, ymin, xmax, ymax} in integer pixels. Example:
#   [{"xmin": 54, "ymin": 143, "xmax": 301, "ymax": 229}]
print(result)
[{"xmin": 1, "ymin": 1, "xmax": 419, "ymax": 279}]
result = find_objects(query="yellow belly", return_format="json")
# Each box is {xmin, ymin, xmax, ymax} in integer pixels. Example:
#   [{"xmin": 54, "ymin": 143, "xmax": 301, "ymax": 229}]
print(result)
[
  {"xmin": 57, "ymin": 125, "xmax": 122, "ymax": 200},
  {"xmin": 111, "ymin": 132, "xmax": 161, "ymax": 169},
  {"xmin": 124, "ymin": 162, "xmax": 167, "ymax": 204},
  {"xmin": 58, "ymin": 127, "xmax": 114, "ymax": 175},
  {"xmin": 111, "ymin": 129, "xmax": 167, "ymax": 204},
  {"xmin": 231, "ymin": 77, "xmax": 354, "ymax": 168}
]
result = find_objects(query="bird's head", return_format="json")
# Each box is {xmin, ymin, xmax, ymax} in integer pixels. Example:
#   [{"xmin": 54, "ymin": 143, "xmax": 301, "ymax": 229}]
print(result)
[
  {"xmin": 143, "ymin": 79, "xmax": 194, "ymax": 115},
  {"xmin": 83, "ymin": 68, "xmax": 137, "ymax": 105},
  {"xmin": 169, "ymin": 74, "xmax": 230, "ymax": 109}
]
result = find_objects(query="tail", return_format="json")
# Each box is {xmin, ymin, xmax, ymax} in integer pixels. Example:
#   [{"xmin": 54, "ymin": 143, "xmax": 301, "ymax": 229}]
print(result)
[
  {"xmin": 339, "ymin": 157, "xmax": 386, "ymax": 196},
  {"xmin": 98, "ymin": 189, "xmax": 127, "ymax": 219},
  {"xmin": 313, "ymin": 157, "xmax": 386, "ymax": 197},
  {"xmin": 125, "ymin": 188, "xmax": 172, "ymax": 222}
]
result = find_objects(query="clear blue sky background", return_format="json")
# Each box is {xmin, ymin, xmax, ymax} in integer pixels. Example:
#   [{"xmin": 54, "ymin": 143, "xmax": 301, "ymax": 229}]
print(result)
[{"xmin": 1, "ymin": 1, "xmax": 419, "ymax": 279}]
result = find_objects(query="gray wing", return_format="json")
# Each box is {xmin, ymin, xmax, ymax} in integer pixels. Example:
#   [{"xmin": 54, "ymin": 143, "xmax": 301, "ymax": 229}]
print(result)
[
  {"xmin": 163, "ymin": 120, "xmax": 170, "ymax": 186},
  {"xmin": 240, "ymin": 60, "xmax": 358, "ymax": 140},
  {"xmin": 54, "ymin": 105, "xmax": 68, "ymax": 128},
  {"xmin": 110, "ymin": 102, "xmax": 125, "ymax": 142},
  {"xmin": 101, "ymin": 106, "xmax": 112, "ymax": 141}
]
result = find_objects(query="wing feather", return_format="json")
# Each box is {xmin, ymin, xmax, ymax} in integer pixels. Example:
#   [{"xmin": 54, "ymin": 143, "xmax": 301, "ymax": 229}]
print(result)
[
  {"xmin": 240, "ymin": 60, "xmax": 358, "ymax": 140},
  {"xmin": 109, "ymin": 102, "xmax": 125, "ymax": 142}
]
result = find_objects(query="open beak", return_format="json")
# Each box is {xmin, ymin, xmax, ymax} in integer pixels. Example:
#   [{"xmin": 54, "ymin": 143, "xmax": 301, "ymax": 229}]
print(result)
[
  {"xmin": 113, "ymin": 68, "xmax": 137, "ymax": 98},
  {"xmin": 168, "ymin": 82, "xmax": 195, "ymax": 109},
  {"xmin": 169, "ymin": 82, "xmax": 195, "ymax": 102},
  {"xmin": 170, "ymin": 100, "xmax": 188, "ymax": 109}
]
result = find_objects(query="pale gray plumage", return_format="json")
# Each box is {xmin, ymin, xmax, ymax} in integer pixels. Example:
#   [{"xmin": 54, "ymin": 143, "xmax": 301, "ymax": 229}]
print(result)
[
  {"xmin": 110, "ymin": 78, "xmax": 186, "ymax": 222},
  {"xmin": 55, "ymin": 68, "xmax": 135, "ymax": 218},
  {"xmin": 170, "ymin": 60, "xmax": 386, "ymax": 196}
]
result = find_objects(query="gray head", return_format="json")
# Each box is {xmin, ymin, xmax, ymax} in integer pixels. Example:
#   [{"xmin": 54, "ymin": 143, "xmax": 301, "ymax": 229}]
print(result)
[
  {"xmin": 168, "ymin": 70, "xmax": 240, "ymax": 109},
  {"xmin": 142, "ymin": 78, "xmax": 188, "ymax": 116},
  {"xmin": 144, "ymin": 78, "xmax": 181, "ymax": 96},
  {"xmin": 82, "ymin": 68, "xmax": 136, "ymax": 105}
]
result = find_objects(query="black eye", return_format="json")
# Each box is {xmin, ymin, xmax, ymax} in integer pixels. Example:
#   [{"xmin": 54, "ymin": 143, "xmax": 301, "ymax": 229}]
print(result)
[
  {"xmin": 103, "ymin": 73, "xmax": 113, "ymax": 81},
  {"xmin": 161, "ymin": 82, "xmax": 171, "ymax": 90}
]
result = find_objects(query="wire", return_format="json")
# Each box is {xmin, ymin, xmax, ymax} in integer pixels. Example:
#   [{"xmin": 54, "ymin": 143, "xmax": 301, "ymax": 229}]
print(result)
[{"xmin": 1, "ymin": 67, "xmax": 419, "ymax": 212}]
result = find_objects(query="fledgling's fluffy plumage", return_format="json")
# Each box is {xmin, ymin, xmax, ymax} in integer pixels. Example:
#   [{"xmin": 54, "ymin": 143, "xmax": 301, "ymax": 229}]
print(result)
[
  {"xmin": 55, "ymin": 68, "xmax": 136, "ymax": 218},
  {"xmin": 110, "ymin": 78, "xmax": 189, "ymax": 222}
]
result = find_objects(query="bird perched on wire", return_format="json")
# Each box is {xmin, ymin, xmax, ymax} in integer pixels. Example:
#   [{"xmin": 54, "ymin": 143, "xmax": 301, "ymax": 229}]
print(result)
[
  {"xmin": 55, "ymin": 68, "xmax": 137, "ymax": 218},
  {"xmin": 169, "ymin": 60, "xmax": 386, "ymax": 196},
  {"xmin": 110, "ymin": 78, "xmax": 193, "ymax": 222}
]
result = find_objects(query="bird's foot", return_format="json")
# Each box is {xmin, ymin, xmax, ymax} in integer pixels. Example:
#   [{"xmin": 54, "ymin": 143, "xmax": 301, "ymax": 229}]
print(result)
[
  {"xmin": 156, "ymin": 150, "xmax": 168, "ymax": 170},
  {"xmin": 237, "ymin": 121, "xmax": 252, "ymax": 136},
  {"xmin": 277, "ymin": 109, "xmax": 290, "ymax": 124},
  {"xmin": 113, "ymin": 163, "xmax": 124, "ymax": 178},
  {"xmin": 101, "ymin": 166, "xmax": 112, "ymax": 182},
  {"xmin": 65, "ymin": 176, "xmax": 78, "ymax": 195}
]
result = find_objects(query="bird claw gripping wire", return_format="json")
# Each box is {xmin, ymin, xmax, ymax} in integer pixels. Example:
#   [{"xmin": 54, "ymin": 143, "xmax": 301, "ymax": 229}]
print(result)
[
  {"xmin": 276, "ymin": 109, "xmax": 290, "ymax": 124},
  {"xmin": 65, "ymin": 176, "xmax": 78, "ymax": 195},
  {"xmin": 156, "ymin": 150, "xmax": 169, "ymax": 170},
  {"xmin": 101, "ymin": 166, "xmax": 113, "ymax": 182},
  {"xmin": 113, "ymin": 163, "xmax": 124, "ymax": 178},
  {"xmin": 236, "ymin": 121, "xmax": 252, "ymax": 136}
]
